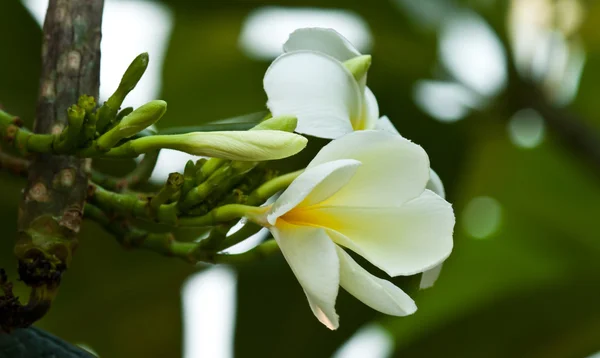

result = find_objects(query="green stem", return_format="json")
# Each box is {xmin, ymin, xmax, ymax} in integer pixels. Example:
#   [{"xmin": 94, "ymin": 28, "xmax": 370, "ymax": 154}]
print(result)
[
  {"xmin": 150, "ymin": 173, "xmax": 184, "ymax": 212},
  {"xmin": 178, "ymin": 204, "xmax": 265, "ymax": 227},
  {"xmin": 90, "ymin": 149, "xmax": 160, "ymax": 191},
  {"xmin": 84, "ymin": 204, "xmax": 277, "ymax": 264},
  {"xmin": 89, "ymin": 183, "xmax": 264, "ymax": 227},
  {"xmin": 246, "ymin": 169, "xmax": 303, "ymax": 205},
  {"xmin": 0, "ymin": 110, "xmax": 54, "ymax": 155},
  {"xmin": 53, "ymin": 105, "xmax": 85, "ymax": 153},
  {"xmin": 179, "ymin": 162, "xmax": 233, "ymax": 212}
]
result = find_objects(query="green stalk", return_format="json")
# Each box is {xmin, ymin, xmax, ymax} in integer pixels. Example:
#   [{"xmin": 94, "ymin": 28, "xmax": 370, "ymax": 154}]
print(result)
[
  {"xmin": 84, "ymin": 204, "xmax": 278, "ymax": 264},
  {"xmin": 90, "ymin": 149, "xmax": 160, "ymax": 191},
  {"xmin": 89, "ymin": 183, "xmax": 264, "ymax": 227},
  {"xmin": 246, "ymin": 169, "xmax": 303, "ymax": 205},
  {"xmin": 150, "ymin": 173, "xmax": 184, "ymax": 212}
]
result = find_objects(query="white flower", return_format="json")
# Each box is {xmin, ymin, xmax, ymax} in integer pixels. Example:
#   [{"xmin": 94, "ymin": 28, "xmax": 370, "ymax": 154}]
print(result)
[
  {"xmin": 264, "ymin": 28, "xmax": 379, "ymax": 139},
  {"xmin": 264, "ymin": 27, "xmax": 448, "ymax": 286},
  {"xmin": 259, "ymin": 131, "xmax": 455, "ymax": 329}
]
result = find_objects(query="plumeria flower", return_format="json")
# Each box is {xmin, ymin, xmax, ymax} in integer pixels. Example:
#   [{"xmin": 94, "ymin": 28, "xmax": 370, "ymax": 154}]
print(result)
[
  {"xmin": 255, "ymin": 131, "xmax": 455, "ymax": 329},
  {"xmin": 264, "ymin": 27, "xmax": 447, "ymax": 287}
]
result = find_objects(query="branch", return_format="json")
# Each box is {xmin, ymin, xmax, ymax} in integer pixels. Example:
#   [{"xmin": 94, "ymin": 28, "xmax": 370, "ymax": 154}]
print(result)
[{"xmin": 0, "ymin": 0, "xmax": 105, "ymax": 331}]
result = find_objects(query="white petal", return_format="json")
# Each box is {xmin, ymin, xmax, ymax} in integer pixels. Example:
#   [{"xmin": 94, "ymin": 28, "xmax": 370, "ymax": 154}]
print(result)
[
  {"xmin": 336, "ymin": 246, "xmax": 417, "ymax": 316},
  {"xmin": 374, "ymin": 115, "xmax": 399, "ymax": 133},
  {"xmin": 267, "ymin": 159, "xmax": 361, "ymax": 225},
  {"xmin": 419, "ymin": 263, "xmax": 443, "ymax": 289},
  {"xmin": 372, "ymin": 119, "xmax": 447, "ymax": 199},
  {"xmin": 355, "ymin": 87, "xmax": 379, "ymax": 131},
  {"xmin": 270, "ymin": 223, "xmax": 340, "ymax": 329},
  {"xmin": 264, "ymin": 51, "xmax": 360, "ymax": 139},
  {"xmin": 297, "ymin": 190, "xmax": 454, "ymax": 276},
  {"xmin": 284, "ymin": 28, "xmax": 361, "ymax": 61},
  {"xmin": 308, "ymin": 130, "xmax": 430, "ymax": 207},
  {"xmin": 426, "ymin": 169, "xmax": 446, "ymax": 199}
]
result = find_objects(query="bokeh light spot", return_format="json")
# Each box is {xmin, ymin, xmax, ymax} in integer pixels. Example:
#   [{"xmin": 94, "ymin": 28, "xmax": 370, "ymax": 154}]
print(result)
[
  {"xmin": 182, "ymin": 267, "xmax": 237, "ymax": 358},
  {"xmin": 439, "ymin": 11, "xmax": 507, "ymax": 97},
  {"xmin": 507, "ymin": 108, "xmax": 546, "ymax": 149},
  {"xmin": 413, "ymin": 80, "xmax": 479, "ymax": 122},
  {"xmin": 462, "ymin": 196, "xmax": 502, "ymax": 239}
]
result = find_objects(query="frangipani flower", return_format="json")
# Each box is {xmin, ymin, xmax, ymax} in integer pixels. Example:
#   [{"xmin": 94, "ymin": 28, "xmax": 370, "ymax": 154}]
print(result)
[
  {"xmin": 258, "ymin": 131, "xmax": 455, "ymax": 329},
  {"xmin": 264, "ymin": 28, "xmax": 378, "ymax": 139},
  {"xmin": 264, "ymin": 27, "xmax": 447, "ymax": 286}
]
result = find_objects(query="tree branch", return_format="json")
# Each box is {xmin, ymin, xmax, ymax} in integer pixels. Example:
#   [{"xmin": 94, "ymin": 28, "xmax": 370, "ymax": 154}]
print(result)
[{"xmin": 1, "ymin": 0, "xmax": 105, "ymax": 331}]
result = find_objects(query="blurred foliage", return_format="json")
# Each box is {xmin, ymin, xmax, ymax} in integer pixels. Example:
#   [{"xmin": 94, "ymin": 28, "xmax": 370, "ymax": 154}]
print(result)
[{"xmin": 1, "ymin": 0, "xmax": 600, "ymax": 357}]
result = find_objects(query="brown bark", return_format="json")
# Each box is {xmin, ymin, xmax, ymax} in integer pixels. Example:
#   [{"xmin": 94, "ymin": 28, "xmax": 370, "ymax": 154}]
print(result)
[{"xmin": 0, "ymin": 0, "xmax": 104, "ymax": 331}]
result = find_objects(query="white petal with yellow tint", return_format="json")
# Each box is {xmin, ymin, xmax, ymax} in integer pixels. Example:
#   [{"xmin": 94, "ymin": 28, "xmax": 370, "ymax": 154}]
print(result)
[
  {"xmin": 308, "ymin": 131, "xmax": 430, "ymax": 207},
  {"xmin": 336, "ymin": 246, "xmax": 417, "ymax": 316},
  {"xmin": 284, "ymin": 27, "xmax": 361, "ymax": 61},
  {"xmin": 264, "ymin": 51, "xmax": 360, "ymax": 139},
  {"xmin": 267, "ymin": 159, "xmax": 360, "ymax": 225},
  {"xmin": 374, "ymin": 117, "xmax": 447, "ymax": 199},
  {"xmin": 354, "ymin": 87, "xmax": 379, "ymax": 131},
  {"xmin": 270, "ymin": 222, "xmax": 340, "ymax": 329},
  {"xmin": 304, "ymin": 190, "xmax": 454, "ymax": 276}
]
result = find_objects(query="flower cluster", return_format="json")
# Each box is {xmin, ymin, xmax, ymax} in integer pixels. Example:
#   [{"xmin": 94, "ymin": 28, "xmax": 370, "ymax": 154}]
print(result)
[{"xmin": 255, "ymin": 28, "xmax": 456, "ymax": 329}]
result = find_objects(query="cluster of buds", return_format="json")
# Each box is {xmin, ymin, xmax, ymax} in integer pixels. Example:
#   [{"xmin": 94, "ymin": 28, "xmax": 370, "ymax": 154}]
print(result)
[{"xmin": 0, "ymin": 53, "xmax": 307, "ymax": 163}]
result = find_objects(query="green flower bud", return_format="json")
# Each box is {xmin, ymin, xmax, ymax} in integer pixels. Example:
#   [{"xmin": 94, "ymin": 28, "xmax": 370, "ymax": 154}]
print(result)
[
  {"xmin": 129, "ymin": 130, "xmax": 307, "ymax": 161},
  {"xmin": 114, "ymin": 52, "xmax": 149, "ymax": 100},
  {"xmin": 96, "ymin": 100, "xmax": 167, "ymax": 150},
  {"xmin": 77, "ymin": 95, "xmax": 97, "ymax": 115},
  {"xmin": 252, "ymin": 115, "xmax": 297, "ymax": 132},
  {"xmin": 343, "ymin": 55, "xmax": 372, "ymax": 82},
  {"xmin": 96, "ymin": 53, "xmax": 150, "ymax": 132}
]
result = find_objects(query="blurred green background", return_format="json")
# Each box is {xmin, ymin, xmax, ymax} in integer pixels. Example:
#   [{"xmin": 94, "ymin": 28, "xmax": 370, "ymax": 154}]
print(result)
[{"xmin": 2, "ymin": 0, "xmax": 600, "ymax": 357}]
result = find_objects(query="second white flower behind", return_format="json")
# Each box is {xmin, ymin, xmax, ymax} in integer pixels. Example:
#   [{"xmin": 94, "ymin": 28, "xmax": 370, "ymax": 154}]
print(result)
[{"xmin": 257, "ymin": 131, "xmax": 455, "ymax": 329}]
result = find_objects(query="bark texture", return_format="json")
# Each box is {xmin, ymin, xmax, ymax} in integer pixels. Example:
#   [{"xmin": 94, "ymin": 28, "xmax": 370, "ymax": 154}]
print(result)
[{"xmin": 1, "ymin": 0, "xmax": 104, "ymax": 331}]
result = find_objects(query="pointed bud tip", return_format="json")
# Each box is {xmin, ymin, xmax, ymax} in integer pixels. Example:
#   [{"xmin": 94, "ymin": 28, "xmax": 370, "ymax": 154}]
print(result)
[
  {"xmin": 253, "ymin": 115, "xmax": 298, "ymax": 132},
  {"xmin": 116, "ymin": 100, "xmax": 167, "ymax": 136},
  {"xmin": 343, "ymin": 55, "xmax": 372, "ymax": 82}
]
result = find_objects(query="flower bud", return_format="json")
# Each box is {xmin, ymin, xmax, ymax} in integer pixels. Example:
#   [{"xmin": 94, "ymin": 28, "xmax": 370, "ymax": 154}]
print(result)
[
  {"xmin": 252, "ymin": 115, "xmax": 297, "ymax": 132},
  {"xmin": 115, "ymin": 52, "xmax": 149, "ymax": 97},
  {"xmin": 97, "ymin": 100, "xmax": 167, "ymax": 150},
  {"xmin": 97, "ymin": 53, "xmax": 150, "ymax": 132},
  {"xmin": 343, "ymin": 55, "xmax": 371, "ymax": 82},
  {"xmin": 131, "ymin": 130, "xmax": 307, "ymax": 161}
]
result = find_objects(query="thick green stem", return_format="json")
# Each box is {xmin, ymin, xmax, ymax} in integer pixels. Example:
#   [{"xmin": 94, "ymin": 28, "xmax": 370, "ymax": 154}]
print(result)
[
  {"xmin": 0, "ymin": 110, "xmax": 55, "ymax": 155},
  {"xmin": 246, "ymin": 169, "xmax": 303, "ymax": 205},
  {"xmin": 84, "ymin": 204, "xmax": 277, "ymax": 264},
  {"xmin": 89, "ymin": 183, "xmax": 264, "ymax": 227},
  {"xmin": 150, "ymin": 173, "xmax": 184, "ymax": 212}
]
